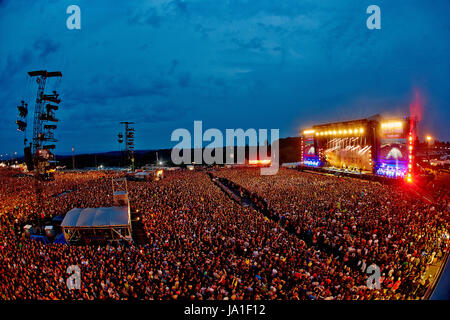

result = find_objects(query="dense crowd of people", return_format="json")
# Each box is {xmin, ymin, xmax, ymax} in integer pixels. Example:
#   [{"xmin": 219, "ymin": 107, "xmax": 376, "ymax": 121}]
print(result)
[
  {"xmin": 215, "ymin": 168, "xmax": 450, "ymax": 299},
  {"xmin": 0, "ymin": 167, "xmax": 448, "ymax": 300}
]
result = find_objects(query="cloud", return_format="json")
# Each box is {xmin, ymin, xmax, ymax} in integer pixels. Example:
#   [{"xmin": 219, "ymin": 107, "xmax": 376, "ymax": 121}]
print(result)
[
  {"xmin": 232, "ymin": 37, "xmax": 266, "ymax": 52},
  {"xmin": 65, "ymin": 73, "xmax": 172, "ymax": 105},
  {"xmin": 128, "ymin": 7, "xmax": 162, "ymax": 28},
  {"xmin": 33, "ymin": 37, "xmax": 60, "ymax": 59},
  {"xmin": 178, "ymin": 72, "xmax": 191, "ymax": 88}
]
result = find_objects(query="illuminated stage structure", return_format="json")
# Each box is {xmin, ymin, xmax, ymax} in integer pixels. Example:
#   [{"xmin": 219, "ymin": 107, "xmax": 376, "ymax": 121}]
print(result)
[{"xmin": 301, "ymin": 115, "xmax": 417, "ymax": 181}]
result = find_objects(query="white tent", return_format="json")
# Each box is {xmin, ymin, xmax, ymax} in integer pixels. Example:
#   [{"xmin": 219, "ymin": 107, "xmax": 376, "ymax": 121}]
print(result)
[{"xmin": 61, "ymin": 206, "xmax": 132, "ymax": 244}]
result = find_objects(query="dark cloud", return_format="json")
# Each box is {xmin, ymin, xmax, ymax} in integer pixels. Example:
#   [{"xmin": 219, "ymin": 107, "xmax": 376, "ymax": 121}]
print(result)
[
  {"xmin": 0, "ymin": 49, "xmax": 32, "ymax": 85},
  {"xmin": 33, "ymin": 37, "xmax": 60, "ymax": 59},
  {"xmin": 128, "ymin": 7, "xmax": 162, "ymax": 28},
  {"xmin": 170, "ymin": 0, "xmax": 188, "ymax": 15},
  {"xmin": 232, "ymin": 37, "xmax": 266, "ymax": 52},
  {"xmin": 178, "ymin": 72, "xmax": 190, "ymax": 88},
  {"xmin": 65, "ymin": 74, "xmax": 171, "ymax": 105},
  {"xmin": 169, "ymin": 59, "xmax": 178, "ymax": 74}
]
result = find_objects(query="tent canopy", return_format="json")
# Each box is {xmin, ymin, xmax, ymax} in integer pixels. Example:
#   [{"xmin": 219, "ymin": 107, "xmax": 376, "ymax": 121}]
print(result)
[{"xmin": 61, "ymin": 207, "xmax": 129, "ymax": 228}]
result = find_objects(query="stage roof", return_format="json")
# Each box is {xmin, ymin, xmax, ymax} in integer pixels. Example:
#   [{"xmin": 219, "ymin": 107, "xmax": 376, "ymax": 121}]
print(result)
[{"xmin": 61, "ymin": 207, "xmax": 129, "ymax": 228}]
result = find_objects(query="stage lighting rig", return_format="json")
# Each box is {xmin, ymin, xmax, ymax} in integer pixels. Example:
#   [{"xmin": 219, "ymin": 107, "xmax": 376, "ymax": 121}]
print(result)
[
  {"xmin": 17, "ymin": 101, "xmax": 28, "ymax": 117},
  {"xmin": 16, "ymin": 120, "xmax": 27, "ymax": 131},
  {"xmin": 16, "ymin": 100, "xmax": 28, "ymax": 133},
  {"xmin": 15, "ymin": 70, "xmax": 62, "ymax": 177},
  {"xmin": 119, "ymin": 121, "xmax": 135, "ymax": 170}
]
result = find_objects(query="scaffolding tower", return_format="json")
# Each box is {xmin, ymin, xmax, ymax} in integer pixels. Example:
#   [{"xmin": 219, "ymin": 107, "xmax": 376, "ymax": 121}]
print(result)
[
  {"xmin": 119, "ymin": 121, "xmax": 135, "ymax": 170},
  {"xmin": 25, "ymin": 70, "xmax": 62, "ymax": 177}
]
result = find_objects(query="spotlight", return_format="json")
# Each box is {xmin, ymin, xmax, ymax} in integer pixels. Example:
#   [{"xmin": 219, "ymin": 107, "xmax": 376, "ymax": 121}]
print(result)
[
  {"xmin": 16, "ymin": 120, "xmax": 27, "ymax": 131},
  {"xmin": 17, "ymin": 102, "xmax": 28, "ymax": 118}
]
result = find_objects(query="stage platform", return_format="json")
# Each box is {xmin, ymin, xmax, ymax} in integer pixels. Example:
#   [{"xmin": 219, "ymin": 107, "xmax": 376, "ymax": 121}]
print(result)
[{"xmin": 297, "ymin": 165, "xmax": 403, "ymax": 184}]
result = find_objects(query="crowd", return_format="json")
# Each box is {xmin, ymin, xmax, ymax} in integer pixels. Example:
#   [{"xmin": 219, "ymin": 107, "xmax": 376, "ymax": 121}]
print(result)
[
  {"xmin": 215, "ymin": 168, "xmax": 450, "ymax": 299},
  {"xmin": 0, "ymin": 167, "xmax": 448, "ymax": 300}
]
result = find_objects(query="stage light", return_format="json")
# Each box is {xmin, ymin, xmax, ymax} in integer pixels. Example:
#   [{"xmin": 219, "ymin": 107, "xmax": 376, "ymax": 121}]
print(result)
[
  {"xmin": 359, "ymin": 128, "xmax": 364, "ymax": 133},
  {"xmin": 333, "ymin": 130, "xmax": 337, "ymax": 135},
  {"xmin": 381, "ymin": 121, "xmax": 403, "ymax": 129},
  {"xmin": 303, "ymin": 129, "xmax": 315, "ymax": 135},
  {"xmin": 16, "ymin": 120, "xmax": 27, "ymax": 131},
  {"xmin": 426, "ymin": 135, "xmax": 432, "ymax": 142},
  {"xmin": 349, "ymin": 129, "xmax": 353, "ymax": 134},
  {"xmin": 249, "ymin": 159, "xmax": 271, "ymax": 165},
  {"xmin": 409, "ymin": 145, "xmax": 413, "ymax": 151},
  {"xmin": 338, "ymin": 130, "xmax": 342, "ymax": 135},
  {"xmin": 18, "ymin": 104, "xmax": 28, "ymax": 118},
  {"xmin": 343, "ymin": 130, "xmax": 348, "ymax": 134}
]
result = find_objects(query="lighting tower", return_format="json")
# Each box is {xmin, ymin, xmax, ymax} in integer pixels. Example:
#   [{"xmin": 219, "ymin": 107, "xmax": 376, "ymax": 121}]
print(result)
[
  {"xmin": 119, "ymin": 121, "xmax": 135, "ymax": 170},
  {"xmin": 23, "ymin": 70, "xmax": 62, "ymax": 178}
]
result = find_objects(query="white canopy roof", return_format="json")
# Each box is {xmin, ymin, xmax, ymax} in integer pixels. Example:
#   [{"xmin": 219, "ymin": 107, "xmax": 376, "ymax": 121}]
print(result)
[{"xmin": 61, "ymin": 207, "xmax": 129, "ymax": 228}]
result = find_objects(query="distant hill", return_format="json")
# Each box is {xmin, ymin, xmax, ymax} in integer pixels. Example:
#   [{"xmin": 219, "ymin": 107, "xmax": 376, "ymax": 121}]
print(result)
[{"xmin": 53, "ymin": 137, "xmax": 301, "ymax": 168}]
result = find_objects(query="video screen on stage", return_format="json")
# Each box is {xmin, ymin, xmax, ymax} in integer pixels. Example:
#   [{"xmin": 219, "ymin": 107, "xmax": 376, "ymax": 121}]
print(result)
[
  {"xmin": 303, "ymin": 136, "xmax": 316, "ymax": 158},
  {"xmin": 377, "ymin": 121, "xmax": 408, "ymax": 177},
  {"xmin": 323, "ymin": 137, "xmax": 372, "ymax": 171},
  {"xmin": 380, "ymin": 138, "xmax": 408, "ymax": 165}
]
